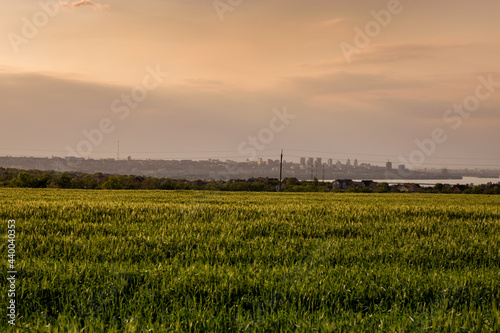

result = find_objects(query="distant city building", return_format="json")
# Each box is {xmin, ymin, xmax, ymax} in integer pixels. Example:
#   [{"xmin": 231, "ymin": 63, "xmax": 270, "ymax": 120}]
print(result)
[
  {"xmin": 327, "ymin": 159, "xmax": 333, "ymax": 167},
  {"xmin": 397, "ymin": 183, "xmax": 421, "ymax": 193},
  {"xmin": 299, "ymin": 157, "xmax": 306, "ymax": 167},
  {"xmin": 2, "ymin": 155, "xmax": 488, "ymax": 182},
  {"xmin": 346, "ymin": 159, "xmax": 351, "ymax": 167},
  {"xmin": 314, "ymin": 157, "xmax": 322, "ymax": 167},
  {"xmin": 333, "ymin": 179, "xmax": 354, "ymax": 190},
  {"xmin": 354, "ymin": 159, "xmax": 358, "ymax": 167},
  {"xmin": 257, "ymin": 158, "xmax": 263, "ymax": 165},
  {"xmin": 398, "ymin": 165, "xmax": 405, "ymax": 173},
  {"xmin": 359, "ymin": 180, "xmax": 378, "ymax": 191}
]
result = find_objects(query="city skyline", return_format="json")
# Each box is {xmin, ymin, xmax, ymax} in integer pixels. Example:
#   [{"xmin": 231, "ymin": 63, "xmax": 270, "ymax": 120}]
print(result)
[{"xmin": 2, "ymin": 154, "xmax": 499, "ymax": 178}]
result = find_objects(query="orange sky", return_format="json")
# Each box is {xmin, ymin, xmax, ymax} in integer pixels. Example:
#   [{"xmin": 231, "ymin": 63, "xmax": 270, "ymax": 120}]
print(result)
[{"xmin": 1, "ymin": 0, "xmax": 499, "ymax": 168}]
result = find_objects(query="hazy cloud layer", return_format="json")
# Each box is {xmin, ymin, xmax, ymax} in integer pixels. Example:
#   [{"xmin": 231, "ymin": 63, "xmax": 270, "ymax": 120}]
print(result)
[
  {"xmin": 59, "ymin": 0, "xmax": 110, "ymax": 10},
  {"xmin": 2, "ymin": 69, "xmax": 498, "ymax": 164},
  {"xmin": 0, "ymin": 0, "xmax": 499, "ymax": 167}
]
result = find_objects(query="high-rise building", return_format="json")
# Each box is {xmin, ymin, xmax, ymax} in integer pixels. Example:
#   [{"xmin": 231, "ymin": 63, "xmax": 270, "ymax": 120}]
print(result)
[
  {"xmin": 306, "ymin": 157, "xmax": 314, "ymax": 166},
  {"xmin": 327, "ymin": 159, "xmax": 333, "ymax": 167},
  {"xmin": 299, "ymin": 157, "xmax": 306, "ymax": 167},
  {"xmin": 354, "ymin": 159, "xmax": 358, "ymax": 167},
  {"xmin": 315, "ymin": 157, "xmax": 322, "ymax": 167},
  {"xmin": 386, "ymin": 161, "xmax": 393, "ymax": 171},
  {"xmin": 398, "ymin": 164, "xmax": 405, "ymax": 173}
]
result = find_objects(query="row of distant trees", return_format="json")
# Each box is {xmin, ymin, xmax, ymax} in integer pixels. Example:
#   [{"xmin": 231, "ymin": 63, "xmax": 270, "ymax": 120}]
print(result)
[
  {"xmin": 343, "ymin": 183, "xmax": 500, "ymax": 195},
  {"xmin": 1, "ymin": 168, "xmax": 499, "ymax": 194},
  {"xmin": 0, "ymin": 168, "xmax": 281, "ymax": 191}
]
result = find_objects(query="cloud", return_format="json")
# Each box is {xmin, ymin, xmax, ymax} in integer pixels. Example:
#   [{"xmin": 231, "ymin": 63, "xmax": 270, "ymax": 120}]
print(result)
[
  {"xmin": 321, "ymin": 18, "xmax": 343, "ymax": 26},
  {"xmin": 299, "ymin": 41, "xmax": 478, "ymax": 67},
  {"xmin": 183, "ymin": 78, "xmax": 223, "ymax": 86},
  {"xmin": 1, "ymin": 69, "xmax": 498, "ymax": 164},
  {"xmin": 59, "ymin": 0, "xmax": 110, "ymax": 11},
  {"xmin": 0, "ymin": 71, "xmax": 281, "ymax": 156},
  {"xmin": 282, "ymin": 71, "xmax": 421, "ymax": 96}
]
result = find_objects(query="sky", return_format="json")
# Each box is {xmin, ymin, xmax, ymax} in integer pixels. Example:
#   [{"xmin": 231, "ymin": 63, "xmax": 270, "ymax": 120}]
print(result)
[{"xmin": 1, "ymin": 0, "xmax": 499, "ymax": 169}]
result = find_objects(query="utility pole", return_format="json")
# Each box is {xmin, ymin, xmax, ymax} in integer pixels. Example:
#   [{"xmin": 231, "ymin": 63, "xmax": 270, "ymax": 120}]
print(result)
[{"xmin": 278, "ymin": 149, "xmax": 283, "ymax": 192}]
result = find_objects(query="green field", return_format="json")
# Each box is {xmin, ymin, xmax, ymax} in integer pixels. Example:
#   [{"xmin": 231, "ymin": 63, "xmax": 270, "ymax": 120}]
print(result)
[{"xmin": 1, "ymin": 189, "xmax": 499, "ymax": 332}]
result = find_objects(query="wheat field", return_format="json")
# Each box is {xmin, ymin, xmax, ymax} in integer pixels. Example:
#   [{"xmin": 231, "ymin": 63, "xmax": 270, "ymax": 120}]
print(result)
[{"xmin": 1, "ymin": 189, "xmax": 499, "ymax": 332}]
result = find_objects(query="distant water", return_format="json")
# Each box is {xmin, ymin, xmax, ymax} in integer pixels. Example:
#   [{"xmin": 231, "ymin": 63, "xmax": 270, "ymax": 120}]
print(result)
[{"xmin": 348, "ymin": 177, "xmax": 500, "ymax": 186}]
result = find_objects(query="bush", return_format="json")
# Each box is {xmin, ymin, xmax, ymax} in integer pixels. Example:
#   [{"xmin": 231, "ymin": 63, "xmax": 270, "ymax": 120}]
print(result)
[
  {"xmin": 55, "ymin": 173, "xmax": 72, "ymax": 189},
  {"xmin": 9, "ymin": 171, "xmax": 50, "ymax": 188},
  {"xmin": 101, "ymin": 176, "xmax": 124, "ymax": 190}
]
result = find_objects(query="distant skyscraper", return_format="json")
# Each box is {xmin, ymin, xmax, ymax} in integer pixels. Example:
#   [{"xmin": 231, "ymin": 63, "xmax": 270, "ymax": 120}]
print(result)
[
  {"xmin": 346, "ymin": 159, "xmax": 351, "ymax": 167},
  {"xmin": 327, "ymin": 159, "xmax": 333, "ymax": 167},
  {"xmin": 299, "ymin": 157, "xmax": 306, "ymax": 167},
  {"xmin": 257, "ymin": 158, "xmax": 263, "ymax": 165},
  {"xmin": 386, "ymin": 161, "xmax": 393, "ymax": 171},
  {"xmin": 306, "ymin": 157, "xmax": 314, "ymax": 166},
  {"xmin": 315, "ymin": 157, "xmax": 322, "ymax": 167},
  {"xmin": 354, "ymin": 159, "xmax": 358, "ymax": 167}
]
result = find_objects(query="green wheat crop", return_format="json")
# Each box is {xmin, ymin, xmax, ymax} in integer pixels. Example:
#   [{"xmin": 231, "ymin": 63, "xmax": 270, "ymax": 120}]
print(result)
[{"xmin": 1, "ymin": 189, "xmax": 499, "ymax": 332}]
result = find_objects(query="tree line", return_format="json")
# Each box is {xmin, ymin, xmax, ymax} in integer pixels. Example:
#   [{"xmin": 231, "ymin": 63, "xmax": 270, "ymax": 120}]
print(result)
[{"xmin": 1, "ymin": 168, "xmax": 499, "ymax": 194}]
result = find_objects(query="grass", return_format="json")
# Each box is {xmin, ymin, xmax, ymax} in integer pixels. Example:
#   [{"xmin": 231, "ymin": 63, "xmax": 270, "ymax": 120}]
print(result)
[{"xmin": 1, "ymin": 189, "xmax": 499, "ymax": 332}]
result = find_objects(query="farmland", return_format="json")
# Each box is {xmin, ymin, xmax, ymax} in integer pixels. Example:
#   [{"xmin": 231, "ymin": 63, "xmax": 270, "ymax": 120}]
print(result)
[{"xmin": 1, "ymin": 189, "xmax": 499, "ymax": 332}]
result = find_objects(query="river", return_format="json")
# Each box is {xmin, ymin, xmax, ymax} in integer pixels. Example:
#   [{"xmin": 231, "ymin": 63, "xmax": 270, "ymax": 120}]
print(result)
[{"xmin": 348, "ymin": 177, "xmax": 500, "ymax": 186}]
